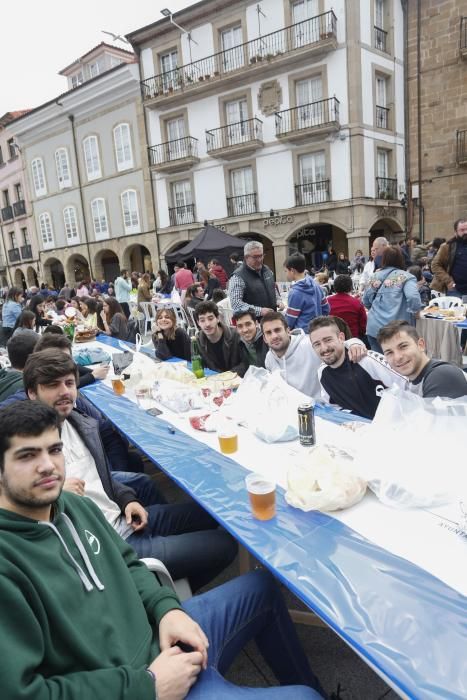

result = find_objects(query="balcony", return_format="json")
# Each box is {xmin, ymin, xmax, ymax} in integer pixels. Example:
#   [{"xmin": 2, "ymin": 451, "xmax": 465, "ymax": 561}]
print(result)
[
  {"xmin": 8, "ymin": 247, "xmax": 21, "ymax": 263},
  {"xmin": 456, "ymin": 129, "xmax": 467, "ymax": 165},
  {"xmin": 226, "ymin": 193, "xmax": 257, "ymax": 217},
  {"xmin": 13, "ymin": 199, "xmax": 26, "ymax": 217},
  {"xmin": 1, "ymin": 205, "xmax": 13, "ymax": 222},
  {"xmin": 148, "ymin": 137, "xmax": 199, "ymax": 173},
  {"xmin": 376, "ymin": 177, "xmax": 398, "ymax": 200},
  {"xmin": 20, "ymin": 244, "xmax": 33, "ymax": 260},
  {"xmin": 275, "ymin": 97, "xmax": 340, "ymax": 143},
  {"xmin": 295, "ymin": 181, "xmax": 330, "ymax": 207},
  {"xmin": 168, "ymin": 203, "xmax": 196, "ymax": 227},
  {"xmin": 376, "ymin": 105, "xmax": 389, "ymax": 130},
  {"xmin": 374, "ymin": 26, "xmax": 388, "ymax": 53},
  {"xmin": 206, "ymin": 118, "xmax": 263, "ymax": 160},
  {"xmin": 141, "ymin": 11, "xmax": 337, "ymax": 105},
  {"xmin": 461, "ymin": 17, "xmax": 467, "ymax": 59}
]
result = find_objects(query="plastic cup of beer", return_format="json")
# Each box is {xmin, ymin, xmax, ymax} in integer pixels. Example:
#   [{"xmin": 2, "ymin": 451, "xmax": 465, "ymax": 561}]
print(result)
[
  {"xmin": 111, "ymin": 378, "xmax": 125, "ymax": 395},
  {"xmin": 217, "ymin": 425, "xmax": 238, "ymax": 454},
  {"xmin": 245, "ymin": 473, "xmax": 276, "ymax": 521}
]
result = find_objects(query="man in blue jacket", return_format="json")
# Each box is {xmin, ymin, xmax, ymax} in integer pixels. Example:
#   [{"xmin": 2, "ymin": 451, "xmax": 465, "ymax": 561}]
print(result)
[{"xmin": 284, "ymin": 253, "xmax": 330, "ymax": 330}]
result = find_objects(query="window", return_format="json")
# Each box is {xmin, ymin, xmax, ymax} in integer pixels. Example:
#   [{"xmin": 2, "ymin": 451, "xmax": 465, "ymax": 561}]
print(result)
[
  {"xmin": 71, "ymin": 71, "xmax": 84, "ymax": 88},
  {"xmin": 121, "ymin": 190, "xmax": 140, "ymax": 234},
  {"xmin": 377, "ymin": 149, "xmax": 389, "ymax": 179},
  {"xmin": 229, "ymin": 166, "xmax": 256, "ymax": 215},
  {"xmin": 110, "ymin": 55, "xmax": 123, "ymax": 68},
  {"xmin": 375, "ymin": 0, "xmax": 384, "ymax": 29},
  {"xmin": 14, "ymin": 183, "xmax": 23, "ymax": 201},
  {"xmin": 376, "ymin": 148, "xmax": 393, "ymax": 197},
  {"xmin": 9, "ymin": 231, "xmax": 17, "ymax": 248},
  {"xmin": 31, "ymin": 157, "xmax": 47, "ymax": 196},
  {"xmin": 2, "ymin": 189, "xmax": 10, "ymax": 207},
  {"xmin": 91, "ymin": 198, "xmax": 109, "ymax": 239},
  {"xmin": 88, "ymin": 61, "xmax": 100, "ymax": 78},
  {"xmin": 166, "ymin": 117, "xmax": 187, "ymax": 160},
  {"xmin": 113, "ymin": 123, "xmax": 133, "ymax": 171},
  {"xmin": 160, "ymin": 49, "xmax": 178, "ymax": 90},
  {"xmin": 83, "ymin": 136, "xmax": 102, "ymax": 180},
  {"xmin": 296, "ymin": 76, "xmax": 323, "ymax": 128},
  {"xmin": 225, "ymin": 98, "xmax": 249, "ymax": 145},
  {"xmin": 21, "ymin": 228, "xmax": 30, "ymax": 245},
  {"xmin": 55, "ymin": 148, "xmax": 72, "ymax": 188},
  {"xmin": 63, "ymin": 206, "xmax": 79, "ymax": 242},
  {"xmin": 0, "ymin": 146, "xmax": 3, "ymax": 165},
  {"xmin": 221, "ymin": 25, "xmax": 243, "ymax": 71},
  {"xmin": 299, "ymin": 152, "xmax": 327, "ymax": 203},
  {"xmin": 39, "ymin": 213, "xmax": 54, "ymax": 246},
  {"xmin": 170, "ymin": 180, "xmax": 194, "ymax": 225},
  {"xmin": 7, "ymin": 138, "xmax": 17, "ymax": 159},
  {"xmin": 375, "ymin": 76, "xmax": 389, "ymax": 128},
  {"xmin": 292, "ymin": 0, "xmax": 319, "ymax": 47}
]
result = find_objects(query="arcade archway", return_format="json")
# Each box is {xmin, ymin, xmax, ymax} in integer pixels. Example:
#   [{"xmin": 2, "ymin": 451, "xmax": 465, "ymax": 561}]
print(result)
[
  {"xmin": 287, "ymin": 223, "xmax": 348, "ymax": 272},
  {"xmin": 94, "ymin": 249, "xmax": 120, "ymax": 283},
  {"xmin": 164, "ymin": 240, "xmax": 191, "ymax": 274},
  {"xmin": 14, "ymin": 269, "xmax": 26, "ymax": 291},
  {"xmin": 43, "ymin": 258, "xmax": 65, "ymax": 289},
  {"xmin": 26, "ymin": 266, "xmax": 39, "ymax": 288},
  {"xmin": 66, "ymin": 254, "xmax": 90, "ymax": 284},
  {"xmin": 122, "ymin": 244, "xmax": 152, "ymax": 274},
  {"xmin": 369, "ymin": 217, "xmax": 404, "ymax": 244}
]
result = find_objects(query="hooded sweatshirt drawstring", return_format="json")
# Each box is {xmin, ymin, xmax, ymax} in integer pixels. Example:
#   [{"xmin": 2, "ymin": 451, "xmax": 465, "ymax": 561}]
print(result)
[{"xmin": 39, "ymin": 514, "xmax": 104, "ymax": 592}]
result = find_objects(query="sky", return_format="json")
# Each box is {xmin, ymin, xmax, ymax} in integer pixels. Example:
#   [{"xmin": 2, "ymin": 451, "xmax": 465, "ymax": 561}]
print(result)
[{"xmin": 0, "ymin": 0, "xmax": 194, "ymax": 116}]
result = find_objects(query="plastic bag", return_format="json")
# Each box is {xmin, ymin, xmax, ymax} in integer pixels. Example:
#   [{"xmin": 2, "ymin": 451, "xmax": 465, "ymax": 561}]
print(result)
[
  {"xmin": 352, "ymin": 386, "xmax": 467, "ymax": 508},
  {"xmin": 73, "ymin": 347, "xmax": 111, "ymax": 366},
  {"xmin": 225, "ymin": 366, "xmax": 309, "ymax": 443},
  {"xmin": 285, "ymin": 445, "xmax": 367, "ymax": 512},
  {"xmin": 151, "ymin": 379, "xmax": 202, "ymax": 413}
]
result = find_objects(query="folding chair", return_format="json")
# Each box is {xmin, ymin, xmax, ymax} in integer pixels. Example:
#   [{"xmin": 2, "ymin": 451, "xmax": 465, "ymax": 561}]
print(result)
[{"xmin": 141, "ymin": 557, "xmax": 192, "ymax": 601}]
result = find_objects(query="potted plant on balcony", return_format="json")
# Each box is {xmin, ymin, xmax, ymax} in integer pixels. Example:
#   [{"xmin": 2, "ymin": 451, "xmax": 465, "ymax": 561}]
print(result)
[
  {"xmin": 266, "ymin": 53, "xmax": 274, "ymax": 61},
  {"xmin": 250, "ymin": 56, "xmax": 257, "ymax": 64}
]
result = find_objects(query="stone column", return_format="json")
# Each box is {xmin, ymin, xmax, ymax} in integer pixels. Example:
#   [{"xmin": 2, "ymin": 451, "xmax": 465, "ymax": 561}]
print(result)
[{"xmin": 273, "ymin": 243, "xmax": 289, "ymax": 281}]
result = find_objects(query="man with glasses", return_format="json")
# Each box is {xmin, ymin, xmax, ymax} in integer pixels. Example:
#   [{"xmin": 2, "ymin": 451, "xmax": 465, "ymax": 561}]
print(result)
[{"xmin": 229, "ymin": 241, "xmax": 281, "ymax": 319}]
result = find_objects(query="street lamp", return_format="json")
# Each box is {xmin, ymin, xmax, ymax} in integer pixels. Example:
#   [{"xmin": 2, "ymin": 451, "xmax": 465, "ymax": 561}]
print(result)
[{"xmin": 160, "ymin": 8, "xmax": 198, "ymax": 61}]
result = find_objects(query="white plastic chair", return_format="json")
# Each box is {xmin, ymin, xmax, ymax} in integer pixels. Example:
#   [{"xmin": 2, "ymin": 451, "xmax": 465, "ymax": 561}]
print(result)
[
  {"xmin": 139, "ymin": 302, "xmax": 154, "ymax": 334},
  {"xmin": 185, "ymin": 305, "xmax": 199, "ymax": 331},
  {"xmin": 141, "ymin": 557, "xmax": 192, "ymax": 601},
  {"xmin": 430, "ymin": 296, "xmax": 463, "ymax": 309}
]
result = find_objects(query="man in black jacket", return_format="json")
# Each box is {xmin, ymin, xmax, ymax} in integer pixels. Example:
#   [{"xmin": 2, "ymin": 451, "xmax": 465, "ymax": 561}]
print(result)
[
  {"xmin": 194, "ymin": 301, "xmax": 246, "ymax": 376},
  {"xmin": 234, "ymin": 308, "xmax": 268, "ymax": 370},
  {"xmin": 23, "ymin": 349, "xmax": 237, "ymax": 590},
  {"xmin": 229, "ymin": 241, "xmax": 281, "ymax": 319}
]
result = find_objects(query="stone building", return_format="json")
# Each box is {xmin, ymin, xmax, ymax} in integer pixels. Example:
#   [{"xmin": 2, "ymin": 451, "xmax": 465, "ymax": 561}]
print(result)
[
  {"xmin": 406, "ymin": 0, "xmax": 467, "ymax": 242},
  {"xmin": 9, "ymin": 43, "xmax": 158, "ymax": 289},
  {"xmin": 128, "ymin": 0, "xmax": 406, "ymax": 275}
]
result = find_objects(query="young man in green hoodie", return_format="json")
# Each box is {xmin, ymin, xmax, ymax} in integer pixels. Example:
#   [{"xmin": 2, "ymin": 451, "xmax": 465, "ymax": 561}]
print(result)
[{"xmin": 0, "ymin": 400, "xmax": 325, "ymax": 700}]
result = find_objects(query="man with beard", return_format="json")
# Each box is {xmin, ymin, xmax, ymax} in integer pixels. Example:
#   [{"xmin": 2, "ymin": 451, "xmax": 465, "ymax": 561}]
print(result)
[
  {"xmin": 431, "ymin": 218, "xmax": 467, "ymax": 297},
  {"xmin": 234, "ymin": 309, "xmax": 268, "ymax": 369}
]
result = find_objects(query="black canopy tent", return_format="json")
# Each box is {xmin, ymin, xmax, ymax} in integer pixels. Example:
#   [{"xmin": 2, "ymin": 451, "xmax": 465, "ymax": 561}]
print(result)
[{"xmin": 165, "ymin": 223, "xmax": 247, "ymax": 274}]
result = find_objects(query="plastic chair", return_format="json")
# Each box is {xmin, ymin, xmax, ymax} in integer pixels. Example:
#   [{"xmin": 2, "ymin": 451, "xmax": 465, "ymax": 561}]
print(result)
[
  {"xmin": 430, "ymin": 296, "xmax": 463, "ymax": 309},
  {"xmin": 185, "ymin": 305, "xmax": 199, "ymax": 331},
  {"xmin": 141, "ymin": 557, "xmax": 192, "ymax": 602},
  {"xmin": 139, "ymin": 302, "xmax": 154, "ymax": 334}
]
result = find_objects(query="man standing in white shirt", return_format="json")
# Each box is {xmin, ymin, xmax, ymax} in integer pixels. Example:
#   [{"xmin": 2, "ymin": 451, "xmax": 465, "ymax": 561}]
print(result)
[{"xmin": 114, "ymin": 269, "xmax": 132, "ymax": 318}]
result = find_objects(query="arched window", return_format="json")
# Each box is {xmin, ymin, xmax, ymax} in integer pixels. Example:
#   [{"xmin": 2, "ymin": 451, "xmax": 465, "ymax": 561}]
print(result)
[
  {"xmin": 121, "ymin": 190, "xmax": 140, "ymax": 234},
  {"xmin": 55, "ymin": 148, "xmax": 72, "ymax": 188},
  {"xmin": 113, "ymin": 123, "xmax": 133, "ymax": 171},
  {"xmin": 63, "ymin": 206, "xmax": 79, "ymax": 242},
  {"xmin": 31, "ymin": 157, "xmax": 47, "ymax": 196},
  {"xmin": 38, "ymin": 212, "xmax": 54, "ymax": 247},
  {"xmin": 91, "ymin": 198, "xmax": 109, "ymax": 239},
  {"xmin": 83, "ymin": 135, "xmax": 102, "ymax": 180}
]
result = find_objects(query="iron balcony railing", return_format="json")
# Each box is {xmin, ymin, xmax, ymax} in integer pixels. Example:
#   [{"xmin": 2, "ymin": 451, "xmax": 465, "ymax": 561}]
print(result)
[
  {"xmin": 148, "ymin": 136, "xmax": 198, "ymax": 166},
  {"xmin": 206, "ymin": 118, "xmax": 263, "ymax": 152},
  {"xmin": 226, "ymin": 193, "xmax": 257, "ymax": 217},
  {"xmin": 456, "ymin": 129, "xmax": 467, "ymax": 164},
  {"xmin": 461, "ymin": 17, "xmax": 467, "ymax": 51},
  {"xmin": 141, "ymin": 10, "xmax": 337, "ymax": 99},
  {"xmin": 374, "ymin": 26, "xmax": 388, "ymax": 52},
  {"xmin": 1, "ymin": 205, "xmax": 13, "ymax": 222},
  {"xmin": 376, "ymin": 177, "xmax": 398, "ymax": 200},
  {"xmin": 295, "ymin": 181, "xmax": 330, "ymax": 207},
  {"xmin": 20, "ymin": 244, "xmax": 32, "ymax": 260},
  {"xmin": 8, "ymin": 247, "xmax": 21, "ymax": 263},
  {"xmin": 376, "ymin": 105, "xmax": 389, "ymax": 129},
  {"xmin": 13, "ymin": 199, "xmax": 26, "ymax": 217},
  {"xmin": 275, "ymin": 97, "xmax": 339, "ymax": 136},
  {"xmin": 169, "ymin": 203, "xmax": 196, "ymax": 226}
]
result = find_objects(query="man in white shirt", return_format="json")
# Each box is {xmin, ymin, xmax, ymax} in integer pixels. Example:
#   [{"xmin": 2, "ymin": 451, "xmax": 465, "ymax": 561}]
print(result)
[
  {"xmin": 359, "ymin": 237, "xmax": 389, "ymax": 291},
  {"xmin": 114, "ymin": 269, "xmax": 132, "ymax": 318},
  {"xmin": 23, "ymin": 349, "xmax": 237, "ymax": 590}
]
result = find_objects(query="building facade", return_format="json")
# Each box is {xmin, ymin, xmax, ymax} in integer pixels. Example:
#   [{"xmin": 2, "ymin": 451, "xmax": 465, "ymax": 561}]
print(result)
[
  {"xmin": 406, "ymin": 1, "xmax": 467, "ymax": 242},
  {"xmin": 0, "ymin": 111, "xmax": 39, "ymax": 290},
  {"xmin": 10, "ymin": 44, "xmax": 158, "ymax": 289},
  {"xmin": 129, "ymin": 0, "xmax": 406, "ymax": 274}
]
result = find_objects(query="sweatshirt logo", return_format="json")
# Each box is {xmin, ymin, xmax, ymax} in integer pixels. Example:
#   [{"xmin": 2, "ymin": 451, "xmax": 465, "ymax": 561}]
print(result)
[{"xmin": 85, "ymin": 530, "xmax": 101, "ymax": 555}]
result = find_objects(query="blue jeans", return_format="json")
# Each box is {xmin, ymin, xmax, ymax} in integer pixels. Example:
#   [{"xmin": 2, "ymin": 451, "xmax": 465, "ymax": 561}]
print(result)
[
  {"xmin": 112, "ymin": 471, "xmax": 167, "ymax": 506},
  {"xmin": 366, "ymin": 335, "xmax": 383, "ymax": 354},
  {"xmin": 182, "ymin": 570, "xmax": 324, "ymax": 699},
  {"xmin": 127, "ymin": 501, "xmax": 238, "ymax": 591}
]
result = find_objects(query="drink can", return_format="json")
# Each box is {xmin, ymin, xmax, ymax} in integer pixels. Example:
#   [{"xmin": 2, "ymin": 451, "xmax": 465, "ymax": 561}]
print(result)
[{"xmin": 298, "ymin": 402, "xmax": 316, "ymax": 446}]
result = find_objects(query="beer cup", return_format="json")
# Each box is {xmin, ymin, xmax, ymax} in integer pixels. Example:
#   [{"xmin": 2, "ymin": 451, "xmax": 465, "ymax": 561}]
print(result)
[
  {"xmin": 245, "ymin": 473, "xmax": 276, "ymax": 521},
  {"xmin": 111, "ymin": 378, "xmax": 125, "ymax": 395},
  {"xmin": 217, "ymin": 422, "xmax": 238, "ymax": 454}
]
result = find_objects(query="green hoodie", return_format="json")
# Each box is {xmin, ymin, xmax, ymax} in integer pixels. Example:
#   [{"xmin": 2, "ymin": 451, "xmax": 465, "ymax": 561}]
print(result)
[{"xmin": 0, "ymin": 492, "xmax": 181, "ymax": 700}]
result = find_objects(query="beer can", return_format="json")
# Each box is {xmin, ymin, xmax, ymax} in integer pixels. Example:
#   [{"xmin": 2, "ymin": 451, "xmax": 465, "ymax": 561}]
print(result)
[{"xmin": 298, "ymin": 402, "xmax": 316, "ymax": 446}]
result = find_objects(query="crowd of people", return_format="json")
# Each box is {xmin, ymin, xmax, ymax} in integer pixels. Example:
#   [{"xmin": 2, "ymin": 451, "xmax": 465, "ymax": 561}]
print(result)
[{"xmin": 0, "ymin": 220, "xmax": 466, "ymax": 699}]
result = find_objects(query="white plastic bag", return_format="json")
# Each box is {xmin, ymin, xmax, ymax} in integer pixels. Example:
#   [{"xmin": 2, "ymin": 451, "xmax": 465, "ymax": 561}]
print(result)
[
  {"xmin": 151, "ymin": 379, "xmax": 202, "ymax": 413},
  {"xmin": 285, "ymin": 445, "xmax": 367, "ymax": 512},
  {"xmin": 352, "ymin": 386, "xmax": 467, "ymax": 508}
]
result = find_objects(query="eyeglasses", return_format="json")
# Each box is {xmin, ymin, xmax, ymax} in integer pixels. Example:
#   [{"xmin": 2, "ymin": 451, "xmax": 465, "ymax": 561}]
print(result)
[{"xmin": 247, "ymin": 254, "xmax": 264, "ymax": 260}]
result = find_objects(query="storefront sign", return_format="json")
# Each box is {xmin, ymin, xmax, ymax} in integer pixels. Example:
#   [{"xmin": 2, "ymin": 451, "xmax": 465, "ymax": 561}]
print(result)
[
  {"xmin": 264, "ymin": 215, "xmax": 294, "ymax": 227},
  {"xmin": 377, "ymin": 207, "xmax": 400, "ymax": 218}
]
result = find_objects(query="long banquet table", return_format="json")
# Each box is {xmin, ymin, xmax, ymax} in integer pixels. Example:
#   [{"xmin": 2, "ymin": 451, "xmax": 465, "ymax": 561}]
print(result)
[{"xmin": 80, "ymin": 335, "xmax": 467, "ymax": 700}]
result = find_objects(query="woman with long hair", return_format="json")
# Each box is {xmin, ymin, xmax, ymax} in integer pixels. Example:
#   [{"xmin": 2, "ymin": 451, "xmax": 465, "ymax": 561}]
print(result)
[
  {"xmin": 79, "ymin": 297, "xmax": 98, "ymax": 329},
  {"xmin": 335, "ymin": 252, "xmax": 351, "ymax": 275},
  {"xmin": 363, "ymin": 245, "xmax": 421, "ymax": 353},
  {"xmin": 99, "ymin": 297, "xmax": 128, "ymax": 339},
  {"xmin": 199, "ymin": 268, "xmax": 221, "ymax": 300},
  {"xmin": 0, "ymin": 287, "xmax": 24, "ymax": 344},
  {"xmin": 28, "ymin": 295, "xmax": 52, "ymax": 332},
  {"xmin": 12, "ymin": 309, "xmax": 37, "ymax": 336},
  {"xmin": 153, "ymin": 269, "xmax": 172, "ymax": 295},
  {"xmin": 152, "ymin": 307, "xmax": 191, "ymax": 361},
  {"xmin": 137, "ymin": 273, "xmax": 152, "ymax": 311}
]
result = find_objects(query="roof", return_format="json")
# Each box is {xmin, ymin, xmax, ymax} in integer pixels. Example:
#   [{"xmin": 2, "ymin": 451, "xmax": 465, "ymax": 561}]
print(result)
[
  {"xmin": 0, "ymin": 110, "xmax": 30, "ymax": 128},
  {"xmin": 126, "ymin": 0, "xmax": 209, "ymax": 44},
  {"xmin": 59, "ymin": 41, "xmax": 135, "ymax": 75}
]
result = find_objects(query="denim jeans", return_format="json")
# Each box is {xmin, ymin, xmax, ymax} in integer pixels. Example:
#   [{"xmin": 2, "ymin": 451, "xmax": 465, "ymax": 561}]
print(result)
[
  {"xmin": 366, "ymin": 335, "xmax": 383, "ymax": 354},
  {"xmin": 112, "ymin": 471, "xmax": 167, "ymax": 506},
  {"xmin": 182, "ymin": 570, "xmax": 324, "ymax": 699},
  {"xmin": 126, "ymin": 501, "xmax": 237, "ymax": 591}
]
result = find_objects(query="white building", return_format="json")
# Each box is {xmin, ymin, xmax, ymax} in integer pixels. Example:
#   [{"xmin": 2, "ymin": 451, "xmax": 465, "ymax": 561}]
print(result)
[
  {"xmin": 128, "ymin": 0, "xmax": 406, "ymax": 274},
  {"xmin": 9, "ymin": 44, "xmax": 158, "ymax": 288}
]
